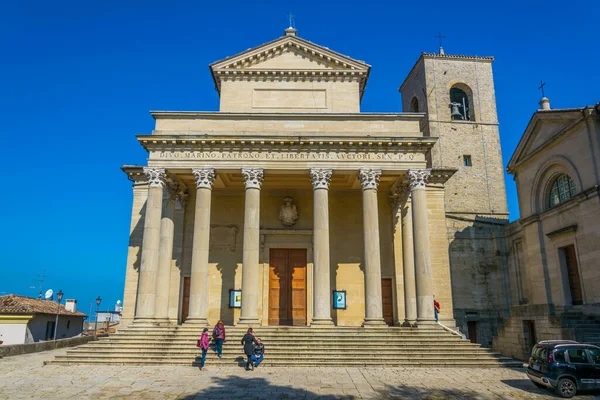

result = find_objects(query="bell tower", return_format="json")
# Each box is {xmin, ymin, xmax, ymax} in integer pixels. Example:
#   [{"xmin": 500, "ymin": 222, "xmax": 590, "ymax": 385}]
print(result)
[{"xmin": 399, "ymin": 51, "xmax": 510, "ymax": 345}]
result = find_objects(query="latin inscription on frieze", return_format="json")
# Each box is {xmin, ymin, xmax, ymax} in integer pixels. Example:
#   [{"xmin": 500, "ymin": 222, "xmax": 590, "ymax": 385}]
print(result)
[{"xmin": 155, "ymin": 150, "xmax": 416, "ymax": 161}]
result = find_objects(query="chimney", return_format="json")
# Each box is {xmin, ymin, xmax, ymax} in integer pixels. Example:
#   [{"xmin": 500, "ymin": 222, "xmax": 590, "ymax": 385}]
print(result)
[
  {"xmin": 539, "ymin": 97, "xmax": 551, "ymax": 110},
  {"xmin": 65, "ymin": 299, "xmax": 77, "ymax": 312}
]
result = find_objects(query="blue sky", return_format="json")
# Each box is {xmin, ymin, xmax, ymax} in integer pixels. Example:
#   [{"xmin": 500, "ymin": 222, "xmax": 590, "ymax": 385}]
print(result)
[{"xmin": 1, "ymin": 0, "xmax": 598, "ymax": 318}]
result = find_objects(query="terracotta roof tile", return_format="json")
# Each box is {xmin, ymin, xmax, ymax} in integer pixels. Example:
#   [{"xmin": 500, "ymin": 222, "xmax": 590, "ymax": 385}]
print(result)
[{"xmin": 0, "ymin": 294, "xmax": 87, "ymax": 317}]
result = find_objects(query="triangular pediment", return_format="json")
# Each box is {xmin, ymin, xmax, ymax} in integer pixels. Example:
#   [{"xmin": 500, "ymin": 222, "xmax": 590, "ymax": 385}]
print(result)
[
  {"xmin": 507, "ymin": 110, "xmax": 584, "ymax": 172},
  {"xmin": 211, "ymin": 35, "xmax": 369, "ymax": 72},
  {"xmin": 246, "ymin": 49, "xmax": 338, "ymax": 70},
  {"xmin": 209, "ymin": 33, "xmax": 371, "ymax": 97}
]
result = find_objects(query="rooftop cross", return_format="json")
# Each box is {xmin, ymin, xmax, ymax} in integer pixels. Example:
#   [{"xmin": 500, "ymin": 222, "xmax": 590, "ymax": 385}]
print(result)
[
  {"xmin": 288, "ymin": 12, "xmax": 295, "ymax": 28},
  {"xmin": 538, "ymin": 80, "xmax": 547, "ymax": 98},
  {"xmin": 435, "ymin": 32, "xmax": 446, "ymax": 55}
]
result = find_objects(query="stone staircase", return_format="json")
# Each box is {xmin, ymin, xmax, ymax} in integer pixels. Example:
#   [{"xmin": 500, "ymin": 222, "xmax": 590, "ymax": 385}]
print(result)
[
  {"xmin": 561, "ymin": 312, "xmax": 600, "ymax": 347},
  {"xmin": 50, "ymin": 325, "xmax": 521, "ymax": 367}
]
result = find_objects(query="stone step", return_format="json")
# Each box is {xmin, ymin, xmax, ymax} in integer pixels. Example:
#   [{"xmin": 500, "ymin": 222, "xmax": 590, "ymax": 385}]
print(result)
[
  {"xmin": 48, "ymin": 359, "xmax": 523, "ymax": 367},
  {"xmin": 82, "ymin": 343, "xmax": 483, "ymax": 350},
  {"xmin": 100, "ymin": 332, "xmax": 462, "ymax": 338},
  {"xmin": 53, "ymin": 353, "xmax": 510, "ymax": 362},
  {"xmin": 52, "ymin": 325, "xmax": 520, "ymax": 368},
  {"xmin": 67, "ymin": 348, "xmax": 494, "ymax": 356},
  {"xmin": 94, "ymin": 339, "xmax": 466, "ymax": 346}
]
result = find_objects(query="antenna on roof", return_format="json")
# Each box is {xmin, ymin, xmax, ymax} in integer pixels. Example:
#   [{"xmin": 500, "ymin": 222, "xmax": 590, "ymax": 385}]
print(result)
[{"xmin": 32, "ymin": 269, "xmax": 46, "ymax": 299}]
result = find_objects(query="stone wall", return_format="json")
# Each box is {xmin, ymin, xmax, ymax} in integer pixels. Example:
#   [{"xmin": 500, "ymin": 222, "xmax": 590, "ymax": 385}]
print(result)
[
  {"xmin": 492, "ymin": 304, "xmax": 574, "ymax": 360},
  {"xmin": 0, "ymin": 335, "xmax": 96, "ymax": 358}
]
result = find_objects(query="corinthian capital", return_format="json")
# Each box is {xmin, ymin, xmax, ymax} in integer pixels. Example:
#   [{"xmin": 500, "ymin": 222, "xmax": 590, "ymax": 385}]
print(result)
[
  {"xmin": 358, "ymin": 168, "xmax": 382, "ymax": 190},
  {"xmin": 242, "ymin": 168, "xmax": 264, "ymax": 189},
  {"xmin": 309, "ymin": 168, "xmax": 332, "ymax": 190},
  {"xmin": 408, "ymin": 169, "xmax": 431, "ymax": 190},
  {"xmin": 143, "ymin": 167, "xmax": 166, "ymax": 188},
  {"xmin": 192, "ymin": 168, "xmax": 216, "ymax": 189}
]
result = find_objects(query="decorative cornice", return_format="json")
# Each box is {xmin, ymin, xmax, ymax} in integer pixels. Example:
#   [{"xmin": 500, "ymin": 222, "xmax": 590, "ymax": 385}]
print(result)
[
  {"xmin": 546, "ymin": 224, "xmax": 577, "ymax": 239},
  {"xmin": 309, "ymin": 168, "xmax": 332, "ymax": 190},
  {"xmin": 137, "ymin": 134, "xmax": 436, "ymax": 153},
  {"xmin": 143, "ymin": 167, "xmax": 166, "ymax": 188},
  {"xmin": 192, "ymin": 168, "xmax": 216, "ymax": 189},
  {"xmin": 408, "ymin": 169, "xmax": 431, "ymax": 190},
  {"xmin": 421, "ymin": 52, "xmax": 494, "ymax": 61},
  {"xmin": 358, "ymin": 168, "xmax": 381, "ymax": 190},
  {"xmin": 242, "ymin": 168, "xmax": 264, "ymax": 189}
]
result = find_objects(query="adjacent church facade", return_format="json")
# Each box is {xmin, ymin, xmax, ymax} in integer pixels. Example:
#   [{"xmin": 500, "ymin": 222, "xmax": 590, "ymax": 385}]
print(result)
[{"xmin": 120, "ymin": 28, "xmax": 513, "ymax": 344}]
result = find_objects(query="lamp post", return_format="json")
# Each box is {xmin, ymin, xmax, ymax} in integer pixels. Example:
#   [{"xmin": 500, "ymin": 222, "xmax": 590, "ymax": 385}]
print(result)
[
  {"xmin": 53, "ymin": 290, "xmax": 63, "ymax": 341},
  {"xmin": 94, "ymin": 296, "xmax": 101, "ymax": 337}
]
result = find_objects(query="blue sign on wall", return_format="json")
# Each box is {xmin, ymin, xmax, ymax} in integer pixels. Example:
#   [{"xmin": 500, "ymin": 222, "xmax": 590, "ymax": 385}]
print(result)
[{"xmin": 333, "ymin": 290, "xmax": 347, "ymax": 310}]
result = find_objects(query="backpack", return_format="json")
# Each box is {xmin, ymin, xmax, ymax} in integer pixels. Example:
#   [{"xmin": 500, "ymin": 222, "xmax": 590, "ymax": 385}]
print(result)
[{"xmin": 213, "ymin": 326, "xmax": 220, "ymax": 338}]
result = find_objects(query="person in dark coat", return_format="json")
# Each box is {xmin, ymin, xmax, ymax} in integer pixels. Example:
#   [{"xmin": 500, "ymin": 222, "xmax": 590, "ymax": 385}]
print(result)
[
  {"xmin": 241, "ymin": 328, "xmax": 258, "ymax": 371},
  {"xmin": 252, "ymin": 338, "xmax": 265, "ymax": 368},
  {"xmin": 212, "ymin": 320, "xmax": 226, "ymax": 358}
]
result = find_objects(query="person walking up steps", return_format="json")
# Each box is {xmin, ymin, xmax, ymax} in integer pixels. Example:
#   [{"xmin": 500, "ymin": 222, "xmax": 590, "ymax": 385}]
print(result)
[
  {"xmin": 241, "ymin": 328, "xmax": 258, "ymax": 371},
  {"xmin": 212, "ymin": 320, "xmax": 226, "ymax": 358},
  {"xmin": 434, "ymin": 295, "xmax": 441, "ymax": 323},
  {"xmin": 252, "ymin": 337, "xmax": 265, "ymax": 368},
  {"xmin": 196, "ymin": 327, "xmax": 210, "ymax": 370}
]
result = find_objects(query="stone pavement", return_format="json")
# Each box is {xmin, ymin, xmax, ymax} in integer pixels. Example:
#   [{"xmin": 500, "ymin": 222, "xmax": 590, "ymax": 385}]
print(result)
[{"xmin": 1, "ymin": 348, "xmax": 599, "ymax": 399}]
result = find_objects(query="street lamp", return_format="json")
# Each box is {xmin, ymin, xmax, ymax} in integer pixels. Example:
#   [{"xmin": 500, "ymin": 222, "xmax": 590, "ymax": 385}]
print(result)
[
  {"xmin": 53, "ymin": 290, "xmax": 64, "ymax": 341},
  {"xmin": 94, "ymin": 296, "xmax": 101, "ymax": 337}
]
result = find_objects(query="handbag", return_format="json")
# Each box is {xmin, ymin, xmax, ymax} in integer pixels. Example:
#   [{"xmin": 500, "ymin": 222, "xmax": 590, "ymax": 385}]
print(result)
[{"xmin": 196, "ymin": 339, "xmax": 202, "ymax": 348}]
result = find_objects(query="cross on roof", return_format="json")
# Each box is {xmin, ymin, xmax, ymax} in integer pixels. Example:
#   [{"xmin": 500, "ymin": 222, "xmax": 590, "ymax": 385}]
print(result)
[
  {"xmin": 288, "ymin": 12, "xmax": 295, "ymax": 28},
  {"xmin": 435, "ymin": 32, "xmax": 446, "ymax": 48},
  {"xmin": 538, "ymin": 80, "xmax": 547, "ymax": 98}
]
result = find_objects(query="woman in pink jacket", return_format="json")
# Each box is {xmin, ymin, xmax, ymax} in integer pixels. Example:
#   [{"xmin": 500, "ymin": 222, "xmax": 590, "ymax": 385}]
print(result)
[{"xmin": 197, "ymin": 327, "xmax": 210, "ymax": 370}]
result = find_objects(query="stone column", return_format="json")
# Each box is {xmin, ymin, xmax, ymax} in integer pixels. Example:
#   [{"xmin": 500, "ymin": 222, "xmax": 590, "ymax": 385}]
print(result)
[
  {"xmin": 408, "ymin": 169, "xmax": 436, "ymax": 326},
  {"xmin": 238, "ymin": 168, "xmax": 263, "ymax": 325},
  {"xmin": 153, "ymin": 180, "xmax": 179, "ymax": 323},
  {"xmin": 389, "ymin": 185, "xmax": 405, "ymax": 326},
  {"xmin": 358, "ymin": 168, "xmax": 387, "ymax": 326},
  {"xmin": 186, "ymin": 168, "xmax": 216, "ymax": 324},
  {"xmin": 135, "ymin": 167, "xmax": 166, "ymax": 322},
  {"xmin": 402, "ymin": 191, "xmax": 417, "ymax": 326},
  {"xmin": 310, "ymin": 168, "xmax": 334, "ymax": 326}
]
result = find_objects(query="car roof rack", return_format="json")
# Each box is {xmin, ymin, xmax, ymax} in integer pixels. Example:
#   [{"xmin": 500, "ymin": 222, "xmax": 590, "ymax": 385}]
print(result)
[{"xmin": 538, "ymin": 340, "xmax": 579, "ymax": 345}]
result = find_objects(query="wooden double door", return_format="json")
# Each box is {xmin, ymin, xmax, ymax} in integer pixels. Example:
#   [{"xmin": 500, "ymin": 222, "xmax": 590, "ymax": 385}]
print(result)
[{"xmin": 269, "ymin": 249, "xmax": 307, "ymax": 326}]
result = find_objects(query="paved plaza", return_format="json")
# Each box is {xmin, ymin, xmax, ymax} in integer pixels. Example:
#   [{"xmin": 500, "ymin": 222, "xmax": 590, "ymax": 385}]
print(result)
[{"xmin": 1, "ymin": 348, "xmax": 599, "ymax": 399}]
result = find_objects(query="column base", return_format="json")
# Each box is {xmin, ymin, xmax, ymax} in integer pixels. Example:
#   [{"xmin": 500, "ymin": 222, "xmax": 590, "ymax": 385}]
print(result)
[
  {"xmin": 362, "ymin": 318, "xmax": 388, "ymax": 327},
  {"xmin": 401, "ymin": 320, "xmax": 417, "ymax": 327},
  {"xmin": 415, "ymin": 318, "xmax": 438, "ymax": 328},
  {"xmin": 132, "ymin": 318, "xmax": 167, "ymax": 326},
  {"xmin": 237, "ymin": 318, "xmax": 261, "ymax": 327},
  {"xmin": 184, "ymin": 317, "xmax": 209, "ymax": 325},
  {"xmin": 310, "ymin": 318, "xmax": 335, "ymax": 327}
]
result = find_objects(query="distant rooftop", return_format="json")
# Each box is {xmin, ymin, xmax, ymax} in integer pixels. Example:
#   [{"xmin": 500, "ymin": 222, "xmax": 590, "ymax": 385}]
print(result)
[{"xmin": 0, "ymin": 294, "xmax": 87, "ymax": 317}]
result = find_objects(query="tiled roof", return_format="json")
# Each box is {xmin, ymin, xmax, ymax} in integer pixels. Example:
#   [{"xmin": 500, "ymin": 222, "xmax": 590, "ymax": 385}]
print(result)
[{"xmin": 0, "ymin": 294, "xmax": 87, "ymax": 317}]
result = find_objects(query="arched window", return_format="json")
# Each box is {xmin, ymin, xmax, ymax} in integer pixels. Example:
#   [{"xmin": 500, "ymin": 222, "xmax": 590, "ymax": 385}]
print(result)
[
  {"xmin": 450, "ymin": 87, "xmax": 471, "ymax": 121},
  {"xmin": 549, "ymin": 174, "xmax": 576, "ymax": 208},
  {"xmin": 410, "ymin": 97, "xmax": 419, "ymax": 112}
]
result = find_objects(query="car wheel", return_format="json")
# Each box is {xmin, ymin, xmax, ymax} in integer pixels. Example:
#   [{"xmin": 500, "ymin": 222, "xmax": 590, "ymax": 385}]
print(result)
[
  {"xmin": 555, "ymin": 378, "xmax": 576, "ymax": 398},
  {"xmin": 532, "ymin": 382, "xmax": 546, "ymax": 389}
]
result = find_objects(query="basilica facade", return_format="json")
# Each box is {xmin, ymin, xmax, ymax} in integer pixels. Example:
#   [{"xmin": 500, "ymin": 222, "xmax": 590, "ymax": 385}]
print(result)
[{"xmin": 120, "ymin": 28, "xmax": 508, "ymax": 340}]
